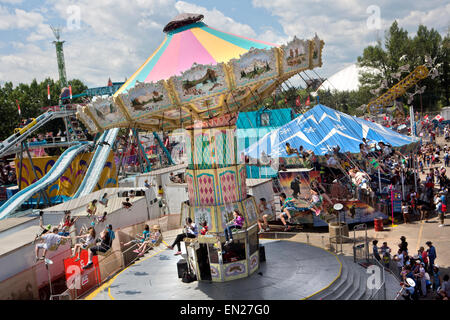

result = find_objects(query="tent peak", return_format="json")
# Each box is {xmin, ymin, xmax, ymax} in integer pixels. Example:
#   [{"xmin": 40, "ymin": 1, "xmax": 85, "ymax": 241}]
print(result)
[{"xmin": 163, "ymin": 13, "xmax": 204, "ymax": 33}]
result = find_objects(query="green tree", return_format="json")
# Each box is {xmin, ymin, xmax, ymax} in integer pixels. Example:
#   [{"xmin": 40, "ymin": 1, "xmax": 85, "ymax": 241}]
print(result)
[
  {"xmin": 0, "ymin": 78, "xmax": 88, "ymax": 141},
  {"xmin": 357, "ymin": 21, "xmax": 447, "ymax": 112}
]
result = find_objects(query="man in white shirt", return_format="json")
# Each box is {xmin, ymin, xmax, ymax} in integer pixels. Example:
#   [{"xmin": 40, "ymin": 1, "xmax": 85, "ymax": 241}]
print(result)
[{"xmin": 35, "ymin": 227, "xmax": 71, "ymax": 262}]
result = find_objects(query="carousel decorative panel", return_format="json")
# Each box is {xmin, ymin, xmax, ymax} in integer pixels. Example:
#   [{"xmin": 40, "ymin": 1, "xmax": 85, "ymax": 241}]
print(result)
[
  {"xmin": 193, "ymin": 206, "xmax": 215, "ymax": 233},
  {"xmin": 88, "ymin": 96, "xmax": 127, "ymax": 128},
  {"xmin": 172, "ymin": 63, "xmax": 228, "ymax": 106},
  {"xmin": 237, "ymin": 165, "xmax": 247, "ymax": 200},
  {"xmin": 311, "ymin": 35, "xmax": 324, "ymax": 68},
  {"xmin": 185, "ymin": 170, "xmax": 196, "ymax": 204},
  {"xmin": 243, "ymin": 197, "xmax": 258, "ymax": 226},
  {"xmin": 217, "ymin": 168, "xmax": 239, "ymax": 205},
  {"xmin": 281, "ymin": 36, "xmax": 310, "ymax": 74},
  {"xmin": 118, "ymin": 80, "xmax": 172, "ymax": 119},
  {"xmin": 196, "ymin": 172, "xmax": 217, "ymax": 206},
  {"xmin": 230, "ymin": 48, "xmax": 277, "ymax": 88}
]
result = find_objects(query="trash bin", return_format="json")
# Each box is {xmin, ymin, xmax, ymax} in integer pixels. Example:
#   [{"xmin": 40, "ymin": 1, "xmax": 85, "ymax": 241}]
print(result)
[
  {"xmin": 329, "ymin": 222, "xmax": 349, "ymax": 243},
  {"xmin": 374, "ymin": 217, "xmax": 384, "ymax": 232}
]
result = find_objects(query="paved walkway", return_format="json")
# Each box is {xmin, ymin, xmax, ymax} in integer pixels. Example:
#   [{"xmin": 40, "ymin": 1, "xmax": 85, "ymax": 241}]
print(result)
[{"xmin": 88, "ymin": 240, "xmax": 341, "ymax": 300}]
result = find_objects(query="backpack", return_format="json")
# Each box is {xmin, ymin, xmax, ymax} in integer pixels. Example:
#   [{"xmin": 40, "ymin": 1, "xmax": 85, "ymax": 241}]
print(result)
[{"xmin": 181, "ymin": 270, "xmax": 196, "ymax": 283}]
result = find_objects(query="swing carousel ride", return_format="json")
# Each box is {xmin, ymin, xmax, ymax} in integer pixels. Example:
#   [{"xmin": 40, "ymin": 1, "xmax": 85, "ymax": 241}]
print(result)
[{"xmin": 77, "ymin": 13, "xmax": 324, "ymax": 282}]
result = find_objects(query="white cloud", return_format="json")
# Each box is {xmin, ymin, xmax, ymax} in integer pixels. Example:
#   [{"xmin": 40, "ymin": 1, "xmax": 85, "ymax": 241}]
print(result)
[
  {"xmin": 252, "ymin": 0, "xmax": 450, "ymax": 79},
  {"xmin": 397, "ymin": 4, "xmax": 450, "ymax": 33},
  {"xmin": 175, "ymin": 1, "xmax": 257, "ymax": 38},
  {"xmin": 0, "ymin": 0, "xmax": 23, "ymax": 4},
  {"xmin": 0, "ymin": 6, "xmax": 44, "ymax": 30}
]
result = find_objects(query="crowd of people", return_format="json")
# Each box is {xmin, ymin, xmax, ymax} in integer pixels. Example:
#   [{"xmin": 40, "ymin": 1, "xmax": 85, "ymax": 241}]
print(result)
[
  {"xmin": 372, "ymin": 236, "xmax": 449, "ymax": 300},
  {"xmin": 0, "ymin": 161, "xmax": 16, "ymax": 185},
  {"xmin": 33, "ymin": 190, "xmax": 154, "ymax": 268}
]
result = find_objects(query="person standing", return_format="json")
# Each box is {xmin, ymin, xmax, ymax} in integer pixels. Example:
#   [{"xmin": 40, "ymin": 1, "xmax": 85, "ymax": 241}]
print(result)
[
  {"xmin": 426, "ymin": 241, "xmax": 437, "ymax": 274},
  {"xmin": 399, "ymin": 236, "xmax": 408, "ymax": 254},
  {"xmin": 372, "ymin": 240, "xmax": 381, "ymax": 261}
]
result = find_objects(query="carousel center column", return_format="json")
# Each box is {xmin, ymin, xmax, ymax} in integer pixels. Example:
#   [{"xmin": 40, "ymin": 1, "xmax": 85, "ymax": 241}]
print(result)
[{"xmin": 181, "ymin": 112, "xmax": 261, "ymax": 282}]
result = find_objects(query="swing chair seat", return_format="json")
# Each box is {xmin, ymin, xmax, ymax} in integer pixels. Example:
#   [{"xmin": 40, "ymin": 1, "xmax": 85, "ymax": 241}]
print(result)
[{"xmin": 96, "ymin": 248, "xmax": 112, "ymax": 257}]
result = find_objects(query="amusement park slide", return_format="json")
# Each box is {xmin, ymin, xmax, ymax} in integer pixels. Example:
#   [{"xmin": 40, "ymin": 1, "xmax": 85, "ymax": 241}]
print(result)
[
  {"xmin": 71, "ymin": 128, "xmax": 119, "ymax": 199},
  {"xmin": 0, "ymin": 142, "xmax": 92, "ymax": 220},
  {"xmin": 0, "ymin": 110, "xmax": 77, "ymax": 158}
]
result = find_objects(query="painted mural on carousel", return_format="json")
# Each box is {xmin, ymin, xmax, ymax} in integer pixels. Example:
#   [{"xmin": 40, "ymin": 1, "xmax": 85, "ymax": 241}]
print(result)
[{"xmin": 117, "ymin": 80, "xmax": 172, "ymax": 120}]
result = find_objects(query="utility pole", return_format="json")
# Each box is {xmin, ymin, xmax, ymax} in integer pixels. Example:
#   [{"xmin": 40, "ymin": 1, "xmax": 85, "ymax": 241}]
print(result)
[{"xmin": 50, "ymin": 26, "xmax": 68, "ymax": 87}]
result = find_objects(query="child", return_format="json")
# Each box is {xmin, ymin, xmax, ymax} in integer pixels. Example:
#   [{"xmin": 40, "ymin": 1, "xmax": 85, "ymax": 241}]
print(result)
[
  {"xmin": 200, "ymin": 221, "xmax": 208, "ymax": 235},
  {"xmin": 59, "ymin": 216, "xmax": 78, "ymax": 236},
  {"xmin": 401, "ymin": 201, "xmax": 410, "ymax": 224},
  {"xmin": 95, "ymin": 211, "xmax": 107, "ymax": 224},
  {"xmin": 224, "ymin": 210, "xmax": 244, "ymax": 245},
  {"xmin": 309, "ymin": 189, "xmax": 324, "ymax": 216},
  {"xmin": 134, "ymin": 225, "xmax": 161, "ymax": 257},
  {"xmin": 71, "ymin": 227, "xmax": 96, "ymax": 262},
  {"xmin": 121, "ymin": 225, "xmax": 150, "ymax": 248},
  {"xmin": 99, "ymin": 193, "xmax": 108, "ymax": 207},
  {"xmin": 86, "ymin": 200, "xmax": 98, "ymax": 218}
]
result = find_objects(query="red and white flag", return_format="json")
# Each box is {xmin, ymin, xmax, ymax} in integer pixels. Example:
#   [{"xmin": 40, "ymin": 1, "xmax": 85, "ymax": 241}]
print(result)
[
  {"xmin": 434, "ymin": 114, "xmax": 443, "ymax": 122},
  {"xmin": 69, "ymin": 85, "xmax": 72, "ymax": 99},
  {"xmin": 305, "ymin": 96, "xmax": 310, "ymax": 106},
  {"xmin": 295, "ymin": 96, "xmax": 301, "ymax": 107},
  {"xmin": 16, "ymin": 100, "xmax": 21, "ymax": 116},
  {"xmin": 424, "ymin": 115, "xmax": 429, "ymax": 120},
  {"xmin": 47, "ymin": 84, "xmax": 50, "ymax": 100}
]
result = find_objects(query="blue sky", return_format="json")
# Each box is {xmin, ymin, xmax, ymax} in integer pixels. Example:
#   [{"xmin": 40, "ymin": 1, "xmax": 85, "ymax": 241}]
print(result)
[{"xmin": 0, "ymin": 0, "xmax": 448, "ymax": 88}]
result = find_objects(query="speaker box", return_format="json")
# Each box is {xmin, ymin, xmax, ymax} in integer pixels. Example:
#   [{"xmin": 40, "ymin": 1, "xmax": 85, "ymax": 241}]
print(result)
[
  {"xmin": 259, "ymin": 245, "xmax": 266, "ymax": 263},
  {"xmin": 177, "ymin": 259, "xmax": 188, "ymax": 278}
]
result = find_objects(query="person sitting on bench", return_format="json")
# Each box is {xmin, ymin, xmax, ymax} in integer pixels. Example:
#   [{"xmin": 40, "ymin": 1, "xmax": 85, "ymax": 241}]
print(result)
[
  {"xmin": 167, "ymin": 218, "xmax": 198, "ymax": 256},
  {"xmin": 224, "ymin": 210, "xmax": 244, "ymax": 245},
  {"xmin": 82, "ymin": 227, "xmax": 112, "ymax": 269}
]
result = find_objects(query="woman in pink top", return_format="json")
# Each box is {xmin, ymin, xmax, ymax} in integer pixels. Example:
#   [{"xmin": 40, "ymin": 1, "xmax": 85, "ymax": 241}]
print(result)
[{"xmin": 224, "ymin": 210, "xmax": 244, "ymax": 245}]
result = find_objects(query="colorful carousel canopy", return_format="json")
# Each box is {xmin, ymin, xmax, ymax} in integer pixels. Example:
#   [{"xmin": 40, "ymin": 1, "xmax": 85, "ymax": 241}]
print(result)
[{"xmin": 78, "ymin": 13, "xmax": 324, "ymax": 133}]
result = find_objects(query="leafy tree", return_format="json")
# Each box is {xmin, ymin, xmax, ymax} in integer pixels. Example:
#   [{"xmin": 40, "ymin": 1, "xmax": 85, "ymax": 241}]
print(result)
[
  {"xmin": 358, "ymin": 21, "xmax": 448, "ymax": 113},
  {"xmin": 0, "ymin": 78, "xmax": 88, "ymax": 141}
]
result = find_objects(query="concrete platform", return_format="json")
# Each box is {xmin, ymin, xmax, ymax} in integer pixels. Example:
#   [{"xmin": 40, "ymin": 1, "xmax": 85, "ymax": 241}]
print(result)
[{"xmin": 92, "ymin": 240, "xmax": 341, "ymax": 300}]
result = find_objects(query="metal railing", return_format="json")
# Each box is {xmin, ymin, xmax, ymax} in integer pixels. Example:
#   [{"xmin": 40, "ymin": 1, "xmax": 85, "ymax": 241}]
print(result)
[{"xmin": 366, "ymin": 254, "xmax": 387, "ymax": 300}]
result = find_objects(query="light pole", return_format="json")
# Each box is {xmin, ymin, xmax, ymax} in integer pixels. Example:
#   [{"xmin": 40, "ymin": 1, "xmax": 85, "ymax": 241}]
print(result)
[{"xmin": 44, "ymin": 258, "xmax": 54, "ymax": 299}]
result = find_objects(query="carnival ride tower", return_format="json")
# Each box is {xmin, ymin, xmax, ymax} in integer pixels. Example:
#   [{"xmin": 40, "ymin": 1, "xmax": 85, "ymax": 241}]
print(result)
[
  {"xmin": 77, "ymin": 13, "xmax": 324, "ymax": 282},
  {"xmin": 51, "ymin": 26, "xmax": 68, "ymax": 87}
]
